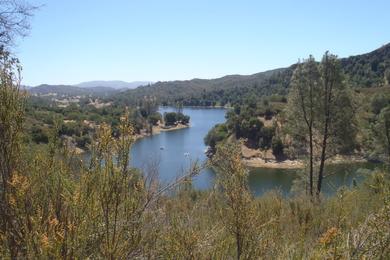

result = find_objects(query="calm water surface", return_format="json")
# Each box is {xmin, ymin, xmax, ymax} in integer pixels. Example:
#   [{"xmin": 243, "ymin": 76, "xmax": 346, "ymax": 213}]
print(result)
[
  {"xmin": 131, "ymin": 107, "xmax": 377, "ymax": 196},
  {"xmin": 131, "ymin": 107, "xmax": 224, "ymax": 189}
]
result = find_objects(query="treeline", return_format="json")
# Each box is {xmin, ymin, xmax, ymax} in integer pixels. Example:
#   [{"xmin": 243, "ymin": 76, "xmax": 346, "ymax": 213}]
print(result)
[
  {"xmin": 25, "ymin": 95, "xmax": 161, "ymax": 150},
  {"xmin": 25, "ymin": 93, "xmax": 193, "ymax": 151},
  {"xmin": 28, "ymin": 84, "xmax": 119, "ymax": 97},
  {"xmin": 113, "ymin": 43, "xmax": 390, "ymax": 108},
  {"xmin": 340, "ymin": 43, "xmax": 390, "ymax": 88},
  {"xmin": 363, "ymin": 87, "xmax": 390, "ymax": 161},
  {"xmin": 113, "ymin": 68, "xmax": 293, "ymax": 107},
  {"xmin": 163, "ymin": 111, "xmax": 190, "ymax": 126}
]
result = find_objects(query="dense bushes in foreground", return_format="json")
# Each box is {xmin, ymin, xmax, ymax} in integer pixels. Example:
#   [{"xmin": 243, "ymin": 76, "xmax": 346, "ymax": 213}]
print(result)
[{"xmin": 1, "ymin": 125, "xmax": 389, "ymax": 258}]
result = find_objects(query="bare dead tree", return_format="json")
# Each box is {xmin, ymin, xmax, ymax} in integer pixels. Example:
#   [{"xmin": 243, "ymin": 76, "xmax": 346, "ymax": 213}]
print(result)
[{"xmin": 0, "ymin": 0, "xmax": 37, "ymax": 47}]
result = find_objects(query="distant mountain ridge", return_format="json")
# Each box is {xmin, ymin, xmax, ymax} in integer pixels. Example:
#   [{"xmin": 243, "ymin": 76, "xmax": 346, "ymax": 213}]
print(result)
[
  {"xmin": 28, "ymin": 84, "xmax": 119, "ymax": 97},
  {"xmin": 114, "ymin": 43, "xmax": 390, "ymax": 106},
  {"xmin": 27, "ymin": 80, "xmax": 153, "ymax": 97},
  {"xmin": 76, "ymin": 80, "xmax": 152, "ymax": 89},
  {"xmin": 28, "ymin": 43, "xmax": 390, "ymax": 105}
]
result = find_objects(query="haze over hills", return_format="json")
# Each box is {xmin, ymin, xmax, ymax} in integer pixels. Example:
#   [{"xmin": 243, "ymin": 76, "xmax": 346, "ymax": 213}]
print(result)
[
  {"xmin": 27, "ymin": 80, "xmax": 153, "ymax": 97},
  {"xmin": 28, "ymin": 84, "xmax": 119, "ymax": 97},
  {"xmin": 114, "ymin": 43, "xmax": 390, "ymax": 106},
  {"xmin": 28, "ymin": 43, "xmax": 390, "ymax": 103},
  {"xmin": 76, "ymin": 80, "xmax": 153, "ymax": 89}
]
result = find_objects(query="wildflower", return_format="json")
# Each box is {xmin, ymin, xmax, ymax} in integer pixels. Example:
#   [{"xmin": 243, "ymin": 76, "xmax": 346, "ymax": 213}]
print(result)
[
  {"xmin": 319, "ymin": 227, "xmax": 339, "ymax": 245},
  {"xmin": 41, "ymin": 234, "xmax": 50, "ymax": 250}
]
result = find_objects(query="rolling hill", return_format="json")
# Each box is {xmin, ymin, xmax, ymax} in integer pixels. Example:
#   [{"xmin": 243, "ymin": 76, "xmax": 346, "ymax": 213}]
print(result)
[
  {"xmin": 114, "ymin": 43, "xmax": 390, "ymax": 106},
  {"xmin": 28, "ymin": 84, "xmax": 119, "ymax": 97},
  {"xmin": 76, "ymin": 80, "xmax": 152, "ymax": 89},
  {"xmin": 28, "ymin": 80, "xmax": 153, "ymax": 98}
]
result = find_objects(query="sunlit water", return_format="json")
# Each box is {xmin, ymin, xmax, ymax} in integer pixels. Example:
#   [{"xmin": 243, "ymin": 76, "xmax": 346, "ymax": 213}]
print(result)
[{"xmin": 130, "ymin": 107, "xmax": 378, "ymax": 196}]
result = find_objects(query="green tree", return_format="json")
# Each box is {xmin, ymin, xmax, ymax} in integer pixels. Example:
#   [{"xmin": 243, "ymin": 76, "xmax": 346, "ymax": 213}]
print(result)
[
  {"xmin": 385, "ymin": 68, "xmax": 390, "ymax": 85},
  {"xmin": 259, "ymin": 126, "xmax": 274, "ymax": 150},
  {"xmin": 373, "ymin": 106, "xmax": 390, "ymax": 161},
  {"xmin": 264, "ymin": 108, "xmax": 273, "ymax": 120},
  {"xmin": 139, "ymin": 96, "xmax": 158, "ymax": 118},
  {"xmin": 239, "ymin": 117, "xmax": 263, "ymax": 148},
  {"xmin": 164, "ymin": 112, "xmax": 177, "ymax": 126},
  {"xmin": 147, "ymin": 112, "xmax": 162, "ymax": 125},
  {"xmin": 177, "ymin": 112, "xmax": 190, "ymax": 124},
  {"xmin": 287, "ymin": 53, "xmax": 356, "ymax": 197},
  {"xmin": 287, "ymin": 56, "xmax": 319, "ymax": 196},
  {"xmin": 204, "ymin": 123, "xmax": 228, "ymax": 154},
  {"xmin": 316, "ymin": 52, "xmax": 354, "ymax": 197},
  {"xmin": 371, "ymin": 93, "xmax": 390, "ymax": 115},
  {"xmin": 271, "ymin": 137, "xmax": 284, "ymax": 159},
  {"xmin": 31, "ymin": 125, "xmax": 49, "ymax": 143}
]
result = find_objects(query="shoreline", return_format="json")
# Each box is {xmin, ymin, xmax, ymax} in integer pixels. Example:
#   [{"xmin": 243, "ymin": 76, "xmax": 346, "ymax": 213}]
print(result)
[
  {"xmin": 242, "ymin": 154, "xmax": 369, "ymax": 170},
  {"xmin": 134, "ymin": 123, "xmax": 190, "ymax": 141},
  {"xmin": 240, "ymin": 143, "xmax": 370, "ymax": 169},
  {"xmin": 243, "ymin": 158, "xmax": 304, "ymax": 169},
  {"xmin": 160, "ymin": 105, "xmax": 232, "ymax": 109},
  {"xmin": 71, "ymin": 124, "xmax": 191, "ymax": 154}
]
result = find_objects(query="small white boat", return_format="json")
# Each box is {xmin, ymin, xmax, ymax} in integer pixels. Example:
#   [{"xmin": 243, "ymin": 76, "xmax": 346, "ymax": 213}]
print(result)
[{"xmin": 184, "ymin": 152, "xmax": 190, "ymax": 157}]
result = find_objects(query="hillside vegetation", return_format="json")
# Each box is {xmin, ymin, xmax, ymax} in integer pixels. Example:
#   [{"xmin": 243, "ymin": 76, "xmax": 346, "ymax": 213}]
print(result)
[
  {"xmin": 1, "ymin": 60, "xmax": 389, "ymax": 257},
  {"xmin": 1, "ymin": 1, "xmax": 389, "ymax": 258},
  {"xmin": 116, "ymin": 43, "xmax": 390, "ymax": 106},
  {"xmin": 29, "ymin": 84, "xmax": 119, "ymax": 97}
]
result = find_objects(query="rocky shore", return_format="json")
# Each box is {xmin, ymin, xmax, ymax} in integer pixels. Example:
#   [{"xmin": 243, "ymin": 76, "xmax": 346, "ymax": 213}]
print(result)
[{"xmin": 240, "ymin": 144, "xmax": 368, "ymax": 169}]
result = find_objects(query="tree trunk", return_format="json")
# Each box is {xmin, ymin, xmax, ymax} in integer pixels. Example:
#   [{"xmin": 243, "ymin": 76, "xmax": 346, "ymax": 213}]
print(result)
[
  {"xmin": 317, "ymin": 127, "xmax": 328, "ymax": 197},
  {"xmin": 317, "ymin": 53, "xmax": 332, "ymax": 198},
  {"xmin": 309, "ymin": 129, "xmax": 313, "ymax": 196},
  {"xmin": 236, "ymin": 231, "xmax": 242, "ymax": 260}
]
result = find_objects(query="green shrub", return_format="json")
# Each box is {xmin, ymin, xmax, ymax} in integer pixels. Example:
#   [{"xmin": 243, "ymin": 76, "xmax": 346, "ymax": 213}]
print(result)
[{"xmin": 272, "ymin": 137, "xmax": 284, "ymax": 159}]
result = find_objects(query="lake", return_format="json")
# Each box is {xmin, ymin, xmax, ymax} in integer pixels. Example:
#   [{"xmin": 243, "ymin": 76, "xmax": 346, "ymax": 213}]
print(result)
[{"xmin": 131, "ymin": 107, "xmax": 377, "ymax": 196}]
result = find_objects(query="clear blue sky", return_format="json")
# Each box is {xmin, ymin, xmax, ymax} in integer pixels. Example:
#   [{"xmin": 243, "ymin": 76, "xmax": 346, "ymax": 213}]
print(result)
[{"xmin": 17, "ymin": 0, "xmax": 390, "ymax": 86}]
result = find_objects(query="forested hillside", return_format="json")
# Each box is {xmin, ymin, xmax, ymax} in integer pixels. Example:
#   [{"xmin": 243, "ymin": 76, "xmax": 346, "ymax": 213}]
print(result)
[
  {"xmin": 76, "ymin": 80, "xmax": 152, "ymax": 89},
  {"xmin": 115, "ymin": 67, "xmax": 293, "ymax": 106},
  {"xmin": 116, "ymin": 43, "xmax": 390, "ymax": 106},
  {"xmin": 341, "ymin": 43, "xmax": 390, "ymax": 87},
  {"xmin": 29, "ymin": 84, "xmax": 119, "ymax": 97}
]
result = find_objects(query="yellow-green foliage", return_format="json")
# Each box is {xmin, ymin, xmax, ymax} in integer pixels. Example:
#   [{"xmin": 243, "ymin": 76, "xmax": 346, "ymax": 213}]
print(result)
[{"xmin": 0, "ymin": 50, "xmax": 389, "ymax": 259}]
